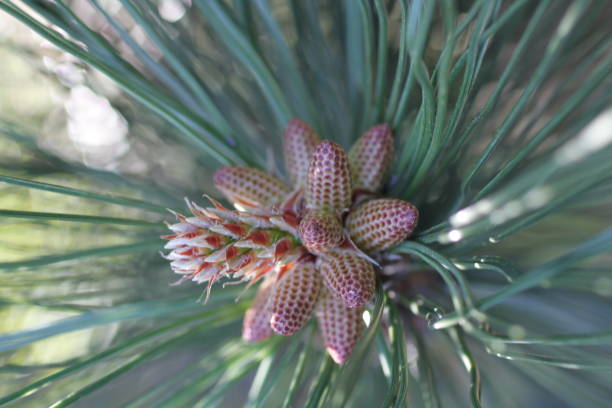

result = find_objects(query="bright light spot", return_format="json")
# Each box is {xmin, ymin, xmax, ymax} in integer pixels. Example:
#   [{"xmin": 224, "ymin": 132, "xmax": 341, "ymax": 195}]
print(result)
[
  {"xmin": 594, "ymin": 277, "xmax": 612, "ymax": 297},
  {"xmin": 450, "ymin": 200, "xmax": 495, "ymax": 227},
  {"xmin": 470, "ymin": 310, "xmax": 488, "ymax": 323},
  {"xmin": 451, "ymin": 208, "xmax": 476, "ymax": 227},
  {"xmin": 475, "ymin": 199, "xmax": 494, "ymax": 214},
  {"xmin": 448, "ymin": 229, "xmax": 463, "ymax": 242},
  {"xmin": 159, "ymin": 0, "xmax": 186, "ymax": 22},
  {"xmin": 502, "ymin": 201, "xmax": 522, "ymax": 218},
  {"xmin": 379, "ymin": 352, "xmax": 391, "ymax": 377},
  {"xmin": 130, "ymin": 25, "xmax": 148, "ymax": 45},
  {"xmin": 508, "ymin": 325, "xmax": 526, "ymax": 339},
  {"xmin": 65, "ymin": 86, "xmax": 129, "ymax": 164},
  {"xmin": 556, "ymin": 108, "xmax": 612, "ymax": 163},
  {"xmin": 362, "ymin": 310, "xmax": 371, "ymax": 326},
  {"xmin": 233, "ymin": 203, "xmax": 247, "ymax": 212},
  {"xmin": 524, "ymin": 188, "xmax": 552, "ymax": 209},
  {"xmin": 439, "ymin": 229, "xmax": 465, "ymax": 244},
  {"xmin": 489, "ymin": 340, "xmax": 506, "ymax": 353},
  {"xmin": 461, "ymin": 354, "xmax": 473, "ymax": 371},
  {"xmin": 489, "ymin": 210, "xmax": 508, "ymax": 225}
]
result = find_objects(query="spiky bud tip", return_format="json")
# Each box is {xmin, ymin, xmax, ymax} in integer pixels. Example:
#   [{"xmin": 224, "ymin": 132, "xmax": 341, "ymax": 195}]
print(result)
[{"xmin": 298, "ymin": 209, "xmax": 343, "ymax": 254}]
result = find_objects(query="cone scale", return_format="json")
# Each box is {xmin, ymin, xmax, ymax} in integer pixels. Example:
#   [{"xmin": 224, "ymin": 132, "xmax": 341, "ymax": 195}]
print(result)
[{"xmin": 298, "ymin": 209, "xmax": 343, "ymax": 254}]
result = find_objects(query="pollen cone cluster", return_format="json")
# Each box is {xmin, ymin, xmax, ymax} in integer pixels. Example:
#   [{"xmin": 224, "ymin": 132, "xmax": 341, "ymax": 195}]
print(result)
[{"xmin": 163, "ymin": 118, "xmax": 418, "ymax": 364}]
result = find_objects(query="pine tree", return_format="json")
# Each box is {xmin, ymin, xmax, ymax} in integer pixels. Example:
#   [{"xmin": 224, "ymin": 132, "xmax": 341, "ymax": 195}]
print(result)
[{"xmin": 0, "ymin": 1, "xmax": 611, "ymax": 407}]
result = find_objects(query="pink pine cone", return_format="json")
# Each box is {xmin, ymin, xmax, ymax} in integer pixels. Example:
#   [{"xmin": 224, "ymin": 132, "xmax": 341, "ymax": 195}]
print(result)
[
  {"xmin": 346, "ymin": 198, "xmax": 418, "ymax": 252},
  {"xmin": 214, "ymin": 166, "xmax": 290, "ymax": 208},
  {"xmin": 270, "ymin": 260, "xmax": 321, "ymax": 335},
  {"xmin": 316, "ymin": 249, "xmax": 376, "ymax": 309},
  {"xmin": 306, "ymin": 141, "xmax": 352, "ymax": 212},
  {"xmin": 164, "ymin": 118, "xmax": 419, "ymax": 366},
  {"xmin": 298, "ymin": 209, "xmax": 343, "ymax": 254},
  {"xmin": 284, "ymin": 118, "xmax": 321, "ymax": 187},
  {"xmin": 349, "ymin": 124, "xmax": 394, "ymax": 195},
  {"xmin": 316, "ymin": 288, "xmax": 365, "ymax": 364},
  {"xmin": 243, "ymin": 277, "xmax": 275, "ymax": 342}
]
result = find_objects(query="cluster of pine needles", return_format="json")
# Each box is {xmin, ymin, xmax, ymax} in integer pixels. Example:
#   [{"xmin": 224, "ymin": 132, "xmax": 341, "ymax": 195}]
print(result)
[{"xmin": 0, "ymin": 0, "xmax": 611, "ymax": 407}]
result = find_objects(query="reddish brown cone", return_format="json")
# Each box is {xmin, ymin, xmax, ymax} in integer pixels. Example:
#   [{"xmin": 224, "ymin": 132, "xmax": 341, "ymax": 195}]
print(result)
[
  {"xmin": 316, "ymin": 288, "xmax": 365, "ymax": 364},
  {"xmin": 214, "ymin": 166, "xmax": 290, "ymax": 209},
  {"xmin": 349, "ymin": 124, "xmax": 394, "ymax": 195},
  {"xmin": 298, "ymin": 209, "xmax": 343, "ymax": 254},
  {"xmin": 165, "ymin": 118, "xmax": 420, "ymax": 366},
  {"xmin": 284, "ymin": 118, "xmax": 321, "ymax": 187},
  {"xmin": 243, "ymin": 277, "xmax": 275, "ymax": 342},
  {"xmin": 270, "ymin": 260, "xmax": 321, "ymax": 335},
  {"xmin": 316, "ymin": 249, "xmax": 376, "ymax": 309},
  {"xmin": 346, "ymin": 199, "xmax": 419, "ymax": 252},
  {"xmin": 306, "ymin": 141, "xmax": 352, "ymax": 212}
]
